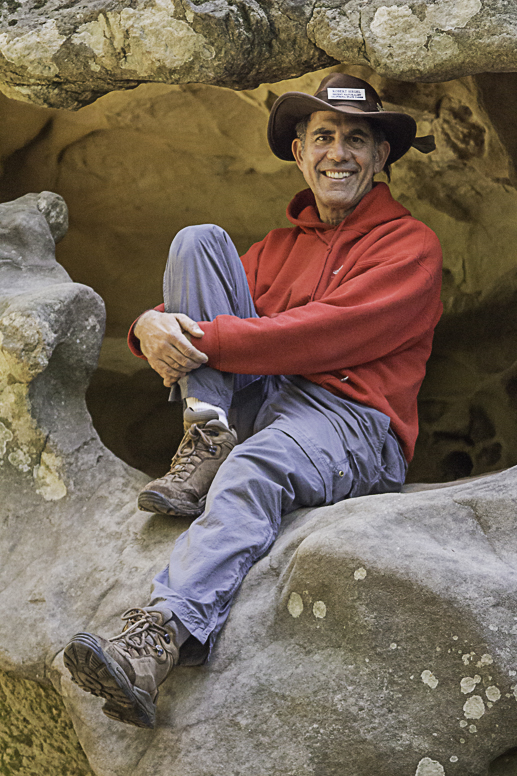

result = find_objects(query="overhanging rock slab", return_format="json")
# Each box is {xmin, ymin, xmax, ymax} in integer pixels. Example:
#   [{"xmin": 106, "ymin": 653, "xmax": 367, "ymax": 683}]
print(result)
[{"xmin": 1, "ymin": 0, "xmax": 517, "ymax": 109}]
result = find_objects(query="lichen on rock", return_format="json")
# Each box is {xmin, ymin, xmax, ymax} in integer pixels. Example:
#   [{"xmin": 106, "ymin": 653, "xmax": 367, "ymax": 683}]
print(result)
[
  {"xmin": 308, "ymin": 0, "xmax": 517, "ymax": 83},
  {"xmin": 0, "ymin": 306, "xmax": 68, "ymax": 498},
  {"xmin": 0, "ymin": 668, "xmax": 94, "ymax": 776},
  {"xmin": 0, "ymin": 193, "xmax": 100, "ymax": 501}
]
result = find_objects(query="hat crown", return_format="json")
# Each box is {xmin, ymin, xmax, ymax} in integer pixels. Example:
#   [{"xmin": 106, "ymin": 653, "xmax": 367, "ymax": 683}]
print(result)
[
  {"xmin": 314, "ymin": 74, "xmax": 382, "ymax": 113},
  {"xmin": 266, "ymin": 72, "xmax": 422, "ymax": 165}
]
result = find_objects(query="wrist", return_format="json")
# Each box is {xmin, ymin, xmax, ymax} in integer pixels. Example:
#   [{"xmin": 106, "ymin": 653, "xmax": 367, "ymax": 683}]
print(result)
[{"xmin": 134, "ymin": 309, "xmax": 158, "ymax": 339}]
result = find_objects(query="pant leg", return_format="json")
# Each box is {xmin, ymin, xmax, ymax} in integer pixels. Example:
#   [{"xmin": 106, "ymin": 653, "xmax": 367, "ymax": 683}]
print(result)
[
  {"xmin": 150, "ymin": 375, "xmax": 406, "ymax": 663},
  {"xmin": 149, "ymin": 422, "xmax": 327, "ymax": 660},
  {"xmin": 163, "ymin": 224, "xmax": 258, "ymax": 412}
]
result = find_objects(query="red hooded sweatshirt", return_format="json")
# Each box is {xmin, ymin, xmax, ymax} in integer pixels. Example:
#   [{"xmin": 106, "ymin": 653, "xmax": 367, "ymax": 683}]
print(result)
[{"xmin": 128, "ymin": 183, "xmax": 443, "ymax": 462}]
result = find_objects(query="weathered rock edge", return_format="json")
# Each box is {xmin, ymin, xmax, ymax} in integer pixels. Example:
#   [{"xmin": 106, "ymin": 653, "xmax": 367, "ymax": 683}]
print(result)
[
  {"xmin": 3, "ymin": 191, "xmax": 517, "ymax": 774},
  {"xmin": 1, "ymin": 0, "xmax": 517, "ymax": 109}
]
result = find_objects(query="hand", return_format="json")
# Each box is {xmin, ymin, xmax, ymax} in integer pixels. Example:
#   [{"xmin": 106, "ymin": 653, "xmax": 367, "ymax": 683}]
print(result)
[{"xmin": 134, "ymin": 310, "xmax": 208, "ymax": 387}]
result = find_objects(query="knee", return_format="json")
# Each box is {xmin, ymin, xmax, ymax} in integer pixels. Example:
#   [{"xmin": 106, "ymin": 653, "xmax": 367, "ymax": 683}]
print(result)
[{"xmin": 170, "ymin": 224, "xmax": 227, "ymax": 254}]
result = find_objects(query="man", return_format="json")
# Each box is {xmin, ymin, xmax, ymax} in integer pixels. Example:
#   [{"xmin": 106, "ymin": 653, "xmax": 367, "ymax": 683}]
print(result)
[{"xmin": 63, "ymin": 73, "xmax": 442, "ymax": 728}]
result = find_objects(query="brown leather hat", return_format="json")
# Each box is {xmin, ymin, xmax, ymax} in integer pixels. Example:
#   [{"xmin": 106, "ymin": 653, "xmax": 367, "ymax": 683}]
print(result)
[{"xmin": 267, "ymin": 73, "xmax": 435, "ymax": 165}]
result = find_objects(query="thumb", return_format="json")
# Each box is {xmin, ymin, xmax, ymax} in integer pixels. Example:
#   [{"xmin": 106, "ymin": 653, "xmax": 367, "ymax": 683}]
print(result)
[{"xmin": 176, "ymin": 314, "xmax": 205, "ymax": 338}]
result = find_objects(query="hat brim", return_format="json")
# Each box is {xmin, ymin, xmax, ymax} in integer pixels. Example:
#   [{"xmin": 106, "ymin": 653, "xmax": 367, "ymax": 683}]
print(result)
[{"xmin": 267, "ymin": 92, "xmax": 417, "ymax": 166}]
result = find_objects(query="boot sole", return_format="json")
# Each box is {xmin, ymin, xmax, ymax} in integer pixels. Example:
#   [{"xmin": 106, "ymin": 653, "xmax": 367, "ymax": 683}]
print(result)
[
  {"xmin": 63, "ymin": 633, "xmax": 156, "ymax": 728},
  {"xmin": 137, "ymin": 490, "xmax": 206, "ymax": 517}
]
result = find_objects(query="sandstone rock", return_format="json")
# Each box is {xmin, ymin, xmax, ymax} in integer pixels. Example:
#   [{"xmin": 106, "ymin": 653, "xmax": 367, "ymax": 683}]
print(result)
[
  {"xmin": 3, "ymin": 190, "xmax": 517, "ymax": 775},
  {"xmin": 3, "ymin": 67, "xmax": 517, "ymax": 481},
  {"xmin": 0, "ymin": 0, "xmax": 516, "ymax": 109},
  {"xmin": 48, "ymin": 469, "xmax": 517, "ymax": 776}
]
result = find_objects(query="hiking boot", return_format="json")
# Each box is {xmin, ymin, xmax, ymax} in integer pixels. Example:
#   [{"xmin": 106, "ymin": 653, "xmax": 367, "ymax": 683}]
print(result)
[
  {"xmin": 137, "ymin": 408, "xmax": 237, "ymax": 517},
  {"xmin": 63, "ymin": 607, "xmax": 180, "ymax": 728}
]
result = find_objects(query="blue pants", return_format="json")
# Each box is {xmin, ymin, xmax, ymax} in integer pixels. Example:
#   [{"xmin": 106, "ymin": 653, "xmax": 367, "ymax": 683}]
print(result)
[{"xmin": 150, "ymin": 225, "xmax": 407, "ymax": 664}]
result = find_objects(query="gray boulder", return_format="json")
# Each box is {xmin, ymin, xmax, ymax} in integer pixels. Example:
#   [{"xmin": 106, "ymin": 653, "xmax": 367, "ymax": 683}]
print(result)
[
  {"xmin": 54, "ymin": 470, "xmax": 517, "ymax": 776},
  {"xmin": 2, "ymin": 192, "xmax": 517, "ymax": 775}
]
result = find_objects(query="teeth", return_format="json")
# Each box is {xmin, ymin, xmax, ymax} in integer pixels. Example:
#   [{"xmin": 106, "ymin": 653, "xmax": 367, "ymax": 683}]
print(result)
[{"xmin": 324, "ymin": 171, "xmax": 352, "ymax": 179}]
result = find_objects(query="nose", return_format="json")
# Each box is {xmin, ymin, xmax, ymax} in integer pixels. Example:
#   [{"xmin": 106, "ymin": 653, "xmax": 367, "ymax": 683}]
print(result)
[{"xmin": 327, "ymin": 137, "xmax": 351, "ymax": 162}]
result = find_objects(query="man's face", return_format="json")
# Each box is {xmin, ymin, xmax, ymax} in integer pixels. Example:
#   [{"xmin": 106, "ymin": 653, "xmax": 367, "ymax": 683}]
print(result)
[{"xmin": 292, "ymin": 111, "xmax": 390, "ymax": 224}]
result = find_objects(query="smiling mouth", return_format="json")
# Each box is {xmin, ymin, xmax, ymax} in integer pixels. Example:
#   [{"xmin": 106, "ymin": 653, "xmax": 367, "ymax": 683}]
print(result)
[{"xmin": 322, "ymin": 171, "xmax": 353, "ymax": 179}]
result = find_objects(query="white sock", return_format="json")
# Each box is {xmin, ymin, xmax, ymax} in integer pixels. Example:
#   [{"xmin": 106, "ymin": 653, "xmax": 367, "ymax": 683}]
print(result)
[{"xmin": 185, "ymin": 397, "xmax": 228, "ymax": 427}]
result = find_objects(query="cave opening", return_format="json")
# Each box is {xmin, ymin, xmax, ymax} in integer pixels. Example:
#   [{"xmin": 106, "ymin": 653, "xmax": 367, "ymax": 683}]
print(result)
[{"xmin": 2, "ymin": 66, "xmax": 517, "ymax": 482}]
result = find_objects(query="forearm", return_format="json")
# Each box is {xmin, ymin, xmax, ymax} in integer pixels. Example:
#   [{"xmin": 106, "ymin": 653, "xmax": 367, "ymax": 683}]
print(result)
[{"xmin": 195, "ymin": 285, "xmax": 441, "ymax": 375}]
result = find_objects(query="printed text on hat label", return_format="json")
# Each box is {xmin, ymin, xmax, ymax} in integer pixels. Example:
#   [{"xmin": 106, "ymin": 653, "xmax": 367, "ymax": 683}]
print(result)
[{"xmin": 327, "ymin": 88, "xmax": 366, "ymax": 101}]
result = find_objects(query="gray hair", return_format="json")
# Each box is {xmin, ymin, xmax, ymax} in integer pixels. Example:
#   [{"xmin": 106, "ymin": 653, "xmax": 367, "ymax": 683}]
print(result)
[{"xmin": 295, "ymin": 116, "xmax": 310, "ymax": 149}]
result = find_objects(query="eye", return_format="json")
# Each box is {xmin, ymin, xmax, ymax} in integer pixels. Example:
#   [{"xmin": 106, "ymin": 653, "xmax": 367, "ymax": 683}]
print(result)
[{"xmin": 349, "ymin": 135, "xmax": 366, "ymax": 146}]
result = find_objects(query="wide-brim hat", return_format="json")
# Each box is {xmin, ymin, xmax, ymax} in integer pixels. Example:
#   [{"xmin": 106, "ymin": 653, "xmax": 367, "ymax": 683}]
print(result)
[{"xmin": 267, "ymin": 73, "xmax": 435, "ymax": 166}]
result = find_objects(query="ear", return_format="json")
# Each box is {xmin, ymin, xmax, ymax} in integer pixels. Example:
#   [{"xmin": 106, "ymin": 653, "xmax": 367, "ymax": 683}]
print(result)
[
  {"xmin": 374, "ymin": 140, "xmax": 390, "ymax": 174},
  {"xmin": 292, "ymin": 137, "xmax": 304, "ymax": 170}
]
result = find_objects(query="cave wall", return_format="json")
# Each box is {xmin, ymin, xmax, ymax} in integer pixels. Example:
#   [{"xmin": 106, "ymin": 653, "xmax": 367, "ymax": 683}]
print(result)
[{"xmin": 1, "ymin": 65, "xmax": 517, "ymax": 482}]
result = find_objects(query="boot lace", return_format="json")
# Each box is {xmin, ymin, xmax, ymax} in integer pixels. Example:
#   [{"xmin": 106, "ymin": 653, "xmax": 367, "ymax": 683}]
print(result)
[
  {"xmin": 109, "ymin": 608, "xmax": 173, "ymax": 658},
  {"xmin": 166, "ymin": 423, "xmax": 219, "ymax": 482}
]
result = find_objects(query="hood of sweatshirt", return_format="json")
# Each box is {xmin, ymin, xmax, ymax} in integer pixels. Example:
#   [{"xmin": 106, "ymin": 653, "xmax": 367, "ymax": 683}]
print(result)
[{"xmin": 286, "ymin": 182, "xmax": 411, "ymax": 238}]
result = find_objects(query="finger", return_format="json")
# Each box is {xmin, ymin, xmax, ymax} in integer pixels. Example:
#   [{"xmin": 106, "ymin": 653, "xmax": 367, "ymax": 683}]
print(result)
[
  {"xmin": 144, "ymin": 337, "xmax": 204, "ymax": 369},
  {"xmin": 148, "ymin": 357, "xmax": 188, "ymax": 382},
  {"xmin": 161, "ymin": 348, "xmax": 205, "ymax": 371},
  {"xmin": 163, "ymin": 374, "xmax": 182, "ymax": 386},
  {"xmin": 137, "ymin": 312, "xmax": 207, "ymax": 364},
  {"xmin": 168, "ymin": 331, "xmax": 208, "ymax": 364},
  {"xmin": 175, "ymin": 314, "xmax": 205, "ymax": 339}
]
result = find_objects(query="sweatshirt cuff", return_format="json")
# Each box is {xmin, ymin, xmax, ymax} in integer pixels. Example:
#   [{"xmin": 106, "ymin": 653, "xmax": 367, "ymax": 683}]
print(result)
[
  {"xmin": 196, "ymin": 320, "xmax": 220, "ymax": 367},
  {"xmin": 127, "ymin": 323, "xmax": 146, "ymax": 359}
]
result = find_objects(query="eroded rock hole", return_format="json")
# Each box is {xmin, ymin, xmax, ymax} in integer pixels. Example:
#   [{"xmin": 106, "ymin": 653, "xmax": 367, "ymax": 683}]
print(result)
[
  {"xmin": 86, "ymin": 362, "xmax": 183, "ymax": 478},
  {"xmin": 441, "ymin": 451, "xmax": 474, "ymax": 481}
]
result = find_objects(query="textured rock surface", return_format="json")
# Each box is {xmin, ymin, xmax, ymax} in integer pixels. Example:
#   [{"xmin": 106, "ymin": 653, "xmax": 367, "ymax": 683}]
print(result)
[
  {"xmin": 50, "ymin": 468, "xmax": 517, "ymax": 776},
  {"xmin": 0, "ymin": 0, "xmax": 334, "ymax": 109},
  {"xmin": 0, "ymin": 669, "xmax": 94, "ymax": 775},
  {"xmin": 0, "ymin": 0, "xmax": 516, "ymax": 108},
  {"xmin": 3, "ymin": 191, "xmax": 517, "ymax": 774},
  {"xmin": 308, "ymin": 0, "xmax": 517, "ymax": 83}
]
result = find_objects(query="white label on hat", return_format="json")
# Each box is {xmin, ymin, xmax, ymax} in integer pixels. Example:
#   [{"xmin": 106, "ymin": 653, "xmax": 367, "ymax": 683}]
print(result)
[{"xmin": 327, "ymin": 88, "xmax": 366, "ymax": 100}]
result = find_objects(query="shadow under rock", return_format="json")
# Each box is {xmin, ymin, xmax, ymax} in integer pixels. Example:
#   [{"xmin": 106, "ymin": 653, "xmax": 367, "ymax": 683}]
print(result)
[{"xmin": 86, "ymin": 366, "xmax": 184, "ymax": 478}]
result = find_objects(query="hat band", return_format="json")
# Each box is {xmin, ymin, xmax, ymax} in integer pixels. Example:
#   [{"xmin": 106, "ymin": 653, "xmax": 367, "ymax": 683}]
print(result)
[{"xmin": 314, "ymin": 93, "xmax": 380, "ymax": 113}]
